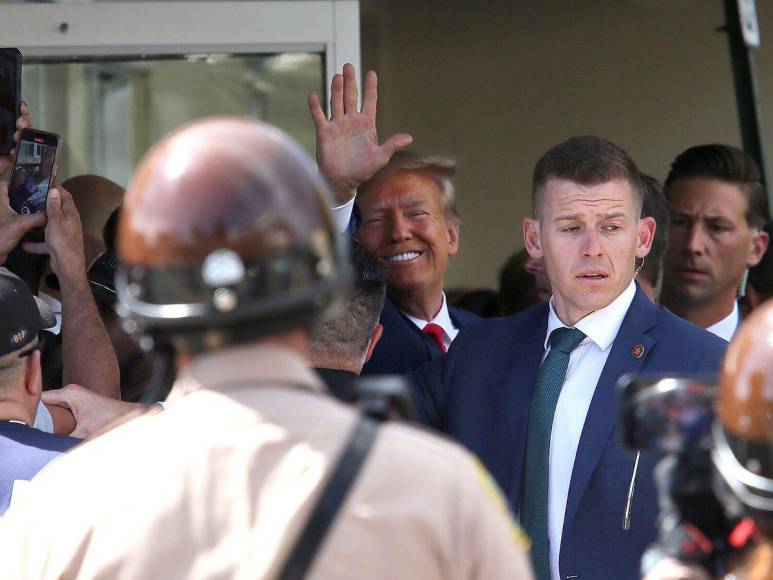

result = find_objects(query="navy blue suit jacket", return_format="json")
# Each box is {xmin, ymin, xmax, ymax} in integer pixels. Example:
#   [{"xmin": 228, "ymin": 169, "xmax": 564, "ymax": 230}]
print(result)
[
  {"xmin": 0, "ymin": 422, "xmax": 80, "ymax": 514},
  {"xmin": 411, "ymin": 285, "xmax": 727, "ymax": 580},
  {"xmin": 362, "ymin": 295, "xmax": 480, "ymax": 375}
]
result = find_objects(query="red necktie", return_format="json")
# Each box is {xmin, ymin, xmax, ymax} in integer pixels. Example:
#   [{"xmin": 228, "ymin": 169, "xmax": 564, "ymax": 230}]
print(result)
[{"xmin": 423, "ymin": 323, "xmax": 447, "ymax": 353}]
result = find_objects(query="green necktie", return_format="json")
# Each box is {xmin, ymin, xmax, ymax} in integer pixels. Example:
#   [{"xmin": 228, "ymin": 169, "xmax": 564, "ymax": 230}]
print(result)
[{"xmin": 521, "ymin": 326, "xmax": 586, "ymax": 580}]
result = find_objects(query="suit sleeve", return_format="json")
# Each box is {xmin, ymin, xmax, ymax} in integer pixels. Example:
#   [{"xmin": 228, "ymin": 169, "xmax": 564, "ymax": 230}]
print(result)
[
  {"xmin": 408, "ymin": 358, "xmax": 445, "ymax": 429},
  {"xmin": 696, "ymin": 336, "xmax": 728, "ymax": 374},
  {"xmin": 408, "ymin": 325, "xmax": 470, "ymax": 429}
]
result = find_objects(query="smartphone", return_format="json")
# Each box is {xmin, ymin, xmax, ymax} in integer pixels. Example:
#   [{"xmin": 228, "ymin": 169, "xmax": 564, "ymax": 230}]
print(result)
[
  {"xmin": 0, "ymin": 48, "xmax": 21, "ymax": 155},
  {"xmin": 8, "ymin": 128, "xmax": 61, "ymax": 215}
]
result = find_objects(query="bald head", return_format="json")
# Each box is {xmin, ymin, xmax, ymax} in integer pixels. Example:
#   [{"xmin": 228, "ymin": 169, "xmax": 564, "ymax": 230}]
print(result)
[{"xmin": 61, "ymin": 175, "xmax": 124, "ymax": 266}]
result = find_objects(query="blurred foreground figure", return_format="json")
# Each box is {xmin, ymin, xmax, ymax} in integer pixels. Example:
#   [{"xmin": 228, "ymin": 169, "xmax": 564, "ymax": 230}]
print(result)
[
  {"xmin": 712, "ymin": 300, "xmax": 773, "ymax": 579},
  {"xmin": 0, "ymin": 118, "xmax": 532, "ymax": 580},
  {"xmin": 645, "ymin": 300, "xmax": 773, "ymax": 580}
]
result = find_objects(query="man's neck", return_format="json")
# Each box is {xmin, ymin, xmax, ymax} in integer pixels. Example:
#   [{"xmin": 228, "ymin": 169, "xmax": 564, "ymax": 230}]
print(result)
[
  {"xmin": 388, "ymin": 287, "xmax": 444, "ymax": 321},
  {"xmin": 0, "ymin": 400, "xmax": 35, "ymax": 426},
  {"xmin": 308, "ymin": 353, "xmax": 363, "ymax": 375},
  {"xmin": 661, "ymin": 290, "xmax": 737, "ymax": 329}
]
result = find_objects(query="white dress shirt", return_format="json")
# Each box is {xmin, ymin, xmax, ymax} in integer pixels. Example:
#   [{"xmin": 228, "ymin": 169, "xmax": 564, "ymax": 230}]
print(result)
[
  {"xmin": 705, "ymin": 301, "xmax": 739, "ymax": 342},
  {"xmin": 545, "ymin": 281, "xmax": 636, "ymax": 580},
  {"xmin": 404, "ymin": 293, "xmax": 459, "ymax": 350},
  {"xmin": 331, "ymin": 193, "xmax": 356, "ymax": 234}
]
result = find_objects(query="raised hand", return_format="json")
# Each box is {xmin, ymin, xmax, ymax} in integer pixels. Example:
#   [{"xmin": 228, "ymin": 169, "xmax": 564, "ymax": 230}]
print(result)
[
  {"xmin": 309, "ymin": 63, "xmax": 413, "ymax": 204},
  {"xmin": 0, "ymin": 101, "xmax": 32, "ymax": 176},
  {"xmin": 22, "ymin": 186, "xmax": 86, "ymax": 282}
]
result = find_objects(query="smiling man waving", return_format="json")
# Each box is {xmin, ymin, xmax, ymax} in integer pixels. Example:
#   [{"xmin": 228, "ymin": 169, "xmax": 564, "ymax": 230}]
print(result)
[
  {"xmin": 309, "ymin": 65, "xmax": 479, "ymax": 375},
  {"xmin": 355, "ymin": 152, "xmax": 479, "ymax": 374}
]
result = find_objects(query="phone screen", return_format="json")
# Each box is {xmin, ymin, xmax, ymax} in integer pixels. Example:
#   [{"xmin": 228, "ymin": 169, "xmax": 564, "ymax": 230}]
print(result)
[
  {"xmin": 9, "ymin": 131, "xmax": 59, "ymax": 215},
  {"xmin": 0, "ymin": 48, "xmax": 21, "ymax": 155}
]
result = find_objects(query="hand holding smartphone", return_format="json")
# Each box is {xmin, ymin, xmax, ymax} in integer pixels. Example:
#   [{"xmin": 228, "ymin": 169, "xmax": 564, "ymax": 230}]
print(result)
[{"xmin": 9, "ymin": 128, "xmax": 61, "ymax": 216}]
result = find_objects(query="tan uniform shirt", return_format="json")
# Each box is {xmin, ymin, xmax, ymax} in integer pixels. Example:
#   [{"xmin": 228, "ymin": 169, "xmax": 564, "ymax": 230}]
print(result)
[{"xmin": 0, "ymin": 343, "xmax": 533, "ymax": 580}]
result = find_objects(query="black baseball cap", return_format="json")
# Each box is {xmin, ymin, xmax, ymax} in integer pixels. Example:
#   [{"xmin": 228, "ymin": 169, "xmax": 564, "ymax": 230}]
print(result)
[{"xmin": 0, "ymin": 267, "xmax": 55, "ymax": 356}]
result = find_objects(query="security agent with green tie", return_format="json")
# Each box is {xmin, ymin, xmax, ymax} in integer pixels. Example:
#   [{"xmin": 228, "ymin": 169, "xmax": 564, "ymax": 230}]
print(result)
[{"xmin": 410, "ymin": 136, "xmax": 728, "ymax": 580}]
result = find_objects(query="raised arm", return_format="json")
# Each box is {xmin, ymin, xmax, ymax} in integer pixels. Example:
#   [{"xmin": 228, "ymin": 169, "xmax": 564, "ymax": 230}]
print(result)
[
  {"xmin": 24, "ymin": 186, "xmax": 120, "ymax": 398},
  {"xmin": 308, "ymin": 64, "xmax": 413, "ymax": 204}
]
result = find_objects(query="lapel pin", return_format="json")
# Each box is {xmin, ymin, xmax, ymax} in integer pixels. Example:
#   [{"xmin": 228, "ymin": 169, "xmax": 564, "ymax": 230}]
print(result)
[{"xmin": 632, "ymin": 345, "xmax": 645, "ymax": 359}]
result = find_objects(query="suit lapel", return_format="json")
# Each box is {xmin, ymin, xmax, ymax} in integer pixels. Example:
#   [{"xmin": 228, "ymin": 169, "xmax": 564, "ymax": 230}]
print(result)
[
  {"xmin": 448, "ymin": 305, "xmax": 479, "ymax": 330},
  {"xmin": 391, "ymin": 299, "xmax": 443, "ymax": 359},
  {"xmin": 561, "ymin": 287, "xmax": 657, "ymax": 539}
]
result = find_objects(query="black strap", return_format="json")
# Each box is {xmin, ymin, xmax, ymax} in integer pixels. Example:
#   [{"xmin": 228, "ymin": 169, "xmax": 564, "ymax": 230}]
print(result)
[{"xmin": 277, "ymin": 414, "xmax": 380, "ymax": 580}]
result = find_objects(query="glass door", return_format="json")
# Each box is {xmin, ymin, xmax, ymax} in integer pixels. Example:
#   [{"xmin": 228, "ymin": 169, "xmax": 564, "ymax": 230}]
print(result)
[{"xmin": 0, "ymin": 1, "xmax": 360, "ymax": 185}]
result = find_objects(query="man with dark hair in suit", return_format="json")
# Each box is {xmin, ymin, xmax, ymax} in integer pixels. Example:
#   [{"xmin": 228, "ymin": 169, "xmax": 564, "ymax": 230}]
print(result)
[
  {"xmin": 660, "ymin": 144, "xmax": 769, "ymax": 340},
  {"xmin": 309, "ymin": 65, "xmax": 478, "ymax": 376},
  {"xmin": 412, "ymin": 136, "xmax": 727, "ymax": 580},
  {"xmin": 0, "ymin": 268, "xmax": 79, "ymax": 514},
  {"xmin": 499, "ymin": 172, "xmax": 667, "ymax": 312}
]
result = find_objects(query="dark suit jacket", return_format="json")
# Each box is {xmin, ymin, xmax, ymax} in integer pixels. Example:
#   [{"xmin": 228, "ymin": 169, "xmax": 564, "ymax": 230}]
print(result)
[
  {"xmin": 0, "ymin": 421, "xmax": 80, "ymax": 514},
  {"xmin": 315, "ymin": 367, "xmax": 358, "ymax": 403},
  {"xmin": 362, "ymin": 295, "xmax": 481, "ymax": 375},
  {"xmin": 411, "ymin": 284, "xmax": 727, "ymax": 580}
]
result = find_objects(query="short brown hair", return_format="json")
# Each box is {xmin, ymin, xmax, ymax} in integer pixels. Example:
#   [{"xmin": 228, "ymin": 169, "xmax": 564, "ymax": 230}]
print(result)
[
  {"xmin": 359, "ymin": 150, "xmax": 461, "ymax": 227},
  {"xmin": 664, "ymin": 144, "xmax": 770, "ymax": 228},
  {"xmin": 531, "ymin": 136, "xmax": 644, "ymax": 220}
]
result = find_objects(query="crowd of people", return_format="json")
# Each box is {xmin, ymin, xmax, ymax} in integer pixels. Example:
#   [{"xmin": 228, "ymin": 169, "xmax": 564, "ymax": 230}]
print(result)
[{"xmin": 0, "ymin": 63, "xmax": 771, "ymax": 580}]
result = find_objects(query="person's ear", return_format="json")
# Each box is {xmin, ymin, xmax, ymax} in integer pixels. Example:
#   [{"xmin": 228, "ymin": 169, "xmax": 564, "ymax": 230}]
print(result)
[
  {"xmin": 364, "ymin": 322, "xmax": 384, "ymax": 364},
  {"xmin": 24, "ymin": 349, "xmax": 42, "ymax": 400},
  {"xmin": 523, "ymin": 217, "xmax": 543, "ymax": 259},
  {"xmin": 635, "ymin": 216, "xmax": 656, "ymax": 258},
  {"xmin": 746, "ymin": 229, "xmax": 769, "ymax": 268},
  {"xmin": 447, "ymin": 223, "xmax": 460, "ymax": 257}
]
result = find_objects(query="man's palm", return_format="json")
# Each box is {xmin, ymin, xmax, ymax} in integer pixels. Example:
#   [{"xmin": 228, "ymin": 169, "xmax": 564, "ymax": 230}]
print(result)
[{"xmin": 309, "ymin": 65, "xmax": 412, "ymax": 202}]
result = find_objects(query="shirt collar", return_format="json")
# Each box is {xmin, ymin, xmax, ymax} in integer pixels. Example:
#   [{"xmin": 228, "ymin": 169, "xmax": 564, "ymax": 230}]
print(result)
[
  {"xmin": 168, "ymin": 343, "xmax": 325, "ymax": 402},
  {"xmin": 545, "ymin": 280, "xmax": 637, "ymax": 351},
  {"xmin": 705, "ymin": 301, "xmax": 739, "ymax": 342},
  {"xmin": 404, "ymin": 292, "xmax": 457, "ymax": 338}
]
